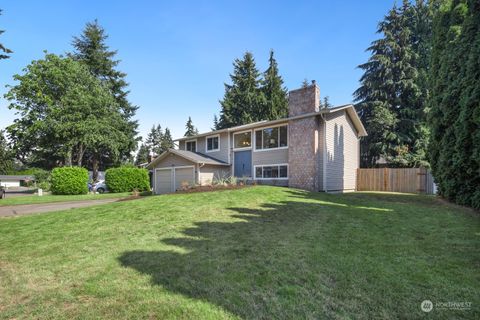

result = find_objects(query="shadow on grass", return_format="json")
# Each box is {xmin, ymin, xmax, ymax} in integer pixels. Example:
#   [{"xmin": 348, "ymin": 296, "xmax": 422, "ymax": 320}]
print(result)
[{"xmin": 117, "ymin": 190, "xmax": 457, "ymax": 318}]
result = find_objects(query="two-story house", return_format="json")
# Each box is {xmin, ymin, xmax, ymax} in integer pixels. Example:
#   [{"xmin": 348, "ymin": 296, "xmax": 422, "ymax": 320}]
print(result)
[{"xmin": 147, "ymin": 82, "xmax": 367, "ymax": 194}]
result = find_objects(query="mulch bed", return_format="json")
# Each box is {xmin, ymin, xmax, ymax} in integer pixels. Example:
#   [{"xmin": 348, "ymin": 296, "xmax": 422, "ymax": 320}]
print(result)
[
  {"xmin": 175, "ymin": 184, "xmax": 250, "ymax": 194},
  {"xmin": 116, "ymin": 185, "xmax": 250, "ymax": 200}
]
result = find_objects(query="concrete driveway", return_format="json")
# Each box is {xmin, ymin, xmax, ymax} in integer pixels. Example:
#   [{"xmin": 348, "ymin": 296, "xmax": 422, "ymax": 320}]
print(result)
[{"xmin": 0, "ymin": 198, "xmax": 119, "ymax": 217}]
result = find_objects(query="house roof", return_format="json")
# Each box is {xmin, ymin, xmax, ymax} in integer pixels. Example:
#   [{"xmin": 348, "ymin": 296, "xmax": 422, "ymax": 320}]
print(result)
[
  {"xmin": 175, "ymin": 104, "xmax": 367, "ymax": 141},
  {"xmin": 146, "ymin": 148, "xmax": 230, "ymax": 169},
  {"xmin": 0, "ymin": 175, "xmax": 35, "ymax": 181}
]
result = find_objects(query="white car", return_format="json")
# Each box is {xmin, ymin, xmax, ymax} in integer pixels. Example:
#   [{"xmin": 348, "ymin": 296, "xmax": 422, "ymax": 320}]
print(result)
[{"xmin": 93, "ymin": 180, "xmax": 108, "ymax": 193}]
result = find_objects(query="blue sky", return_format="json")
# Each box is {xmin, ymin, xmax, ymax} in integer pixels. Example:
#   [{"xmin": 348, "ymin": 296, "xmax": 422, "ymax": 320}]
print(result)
[{"xmin": 0, "ymin": 0, "xmax": 393, "ymax": 142}]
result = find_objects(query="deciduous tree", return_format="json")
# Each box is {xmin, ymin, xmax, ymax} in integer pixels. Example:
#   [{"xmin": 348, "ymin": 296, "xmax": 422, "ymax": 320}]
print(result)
[{"xmin": 5, "ymin": 54, "xmax": 127, "ymax": 170}]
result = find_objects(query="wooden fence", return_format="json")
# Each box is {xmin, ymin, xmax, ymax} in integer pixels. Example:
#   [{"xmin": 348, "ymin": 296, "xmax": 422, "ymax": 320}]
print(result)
[{"xmin": 357, "ymin": 168, "xmax": 436, "ymax": 194}]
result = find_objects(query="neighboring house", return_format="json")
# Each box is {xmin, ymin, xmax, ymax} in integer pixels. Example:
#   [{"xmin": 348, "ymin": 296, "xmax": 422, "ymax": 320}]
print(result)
[
  {"xmin": 0, "ymin": 175, "xmax": 35, "ymax": 188},
  {"xmin": 147, "ymin": 82, "xmax": 367, "ymax": 194}
]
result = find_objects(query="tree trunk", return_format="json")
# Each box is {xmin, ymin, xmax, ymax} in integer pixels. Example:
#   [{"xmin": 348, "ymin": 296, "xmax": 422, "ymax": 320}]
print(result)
[
  {"xmin": 76, "ymin": 144, "xmax": 85, "ymax": 166},
  {"xmin": 65, "ymin": 147, "xmax": 73, "ymax": 167},
  {"xmin": 92, "ymin": 155, "xmax": 99, "ymax": 182}
]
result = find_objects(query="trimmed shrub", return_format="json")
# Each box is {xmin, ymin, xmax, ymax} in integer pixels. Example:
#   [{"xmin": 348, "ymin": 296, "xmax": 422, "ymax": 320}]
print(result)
[
  {"xmin": 50, "ymin": 167, "xmax": 88, "ymax": 195},
  {"xmin": 105, "ymin": 167, "xmax": 150, "ymax": 193},
  {"xmin": 37, "ymin": 181, "xmax": 51, "ymax": 192}
]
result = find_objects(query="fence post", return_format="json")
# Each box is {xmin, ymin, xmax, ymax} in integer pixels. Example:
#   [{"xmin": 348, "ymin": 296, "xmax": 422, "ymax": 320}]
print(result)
[{"xmin": 383, "ymin": 167, "xmax": 388, "ymax": 191}]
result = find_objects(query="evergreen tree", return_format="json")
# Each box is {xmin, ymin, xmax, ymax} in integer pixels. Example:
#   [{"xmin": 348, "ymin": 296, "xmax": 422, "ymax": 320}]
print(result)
[
  {"xmin": 212, "ymin": 115, "xmax": 219, "ymax": 131},
  {"xmin": 145, "ymin": 124, "xmax": 163, "ymax": 156},
  {"xmin": 184, "ymin": 116, "xmax": 199, "ymax": 137},
  {"xmin": 354, "ymin": 1, "xmax": 430, "ymax": 168},
  {"xmin": 428, "ymin": 0, "xmax": 479, "ymax": 208},
  {"xmin": 261, "ymin": 50, "xmax": 288, "ymax": 120},
  {"xmin": 71, "ymin": 20, "xmax": 139, "ymax": 177},
  {"xmin": 0, "ymin": 9, "xmax": 12, "ymax": 60},
  {"xmin": 0, "ymin": 130, "xmax": 13, "ymax": 174},
  {"xmin": 135, "ymin": 143, "xmax": 150, "ymax": 166},
  {"xmin": 320, "ymin": 96, "xmax": 333, "ymax": 109},
  {"xmin": 161, "ymin": 128, "xmax": 174, "ymax": 153},
  {"xmin": 218, "ymin": 52, "xmax": 264, "ymax": 128},
  {"xmin": 301, "ymin": 79, "xmax": 309, "ymax": 88}
]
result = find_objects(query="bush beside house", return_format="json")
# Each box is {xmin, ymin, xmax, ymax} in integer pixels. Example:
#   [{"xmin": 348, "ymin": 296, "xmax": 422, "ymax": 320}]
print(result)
[
  {"xmin": 105, "ymin": 167, "xmax": 150, "ymax": 193},
  {"xmin": 50, "ymin": 167, "xmax": 88, "ymax": 195}
]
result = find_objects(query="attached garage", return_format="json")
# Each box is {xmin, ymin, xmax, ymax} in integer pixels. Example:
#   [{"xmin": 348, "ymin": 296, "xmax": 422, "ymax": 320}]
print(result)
[
  {"xmin": 147, "ymin": 149, "xmax": 230, "ymax": 194},
  {"xmin": 154, "ymin": 166, "xmax": 195, "ymax": 193}
]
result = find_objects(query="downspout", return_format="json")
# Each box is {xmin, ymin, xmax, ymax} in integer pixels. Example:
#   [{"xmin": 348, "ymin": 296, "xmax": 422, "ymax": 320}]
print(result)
[
  {"xmin": 320, "ymin": 113, "xmax": 327, "ymax": 192},
  {"xmin": 198, "ymin": 162, "xmax": 205, "ymax": 185}
]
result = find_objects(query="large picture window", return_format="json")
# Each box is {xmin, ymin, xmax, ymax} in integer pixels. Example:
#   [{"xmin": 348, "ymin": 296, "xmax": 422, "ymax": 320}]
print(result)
[
  {"xmin": 206, "ymin": 135, "xmax": 220, "ymax": 152},
  {"xmin": 255, "ymin": 125, "xmax": 288, "ymax": 150},
  {"xmin": 186, "ymin": 140, "xmax": 196, "ymax": 152},
  {"xmin": 255, "ymin": 164, "xmax": 288, "ymax": 179},
  {"xmin": 233, "ymin": 131, "xmax": 251, "ymax": 149}
]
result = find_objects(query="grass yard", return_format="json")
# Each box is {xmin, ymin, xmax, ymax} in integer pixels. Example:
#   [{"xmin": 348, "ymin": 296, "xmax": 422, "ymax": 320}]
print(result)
[
  {"xmin": 0, "ymin": 192, "xmax": 131, "ymax": 206},
  {"xmin": 0, "ymin": 186, "xmax": 478, "ymax": 319}
]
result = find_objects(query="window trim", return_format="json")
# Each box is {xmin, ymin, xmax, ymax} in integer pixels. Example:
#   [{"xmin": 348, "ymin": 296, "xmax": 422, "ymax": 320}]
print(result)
[
  {"xmin": 254, "ymin": 163, "xmax": 289, "ymax": 180},
  {"xmin": 185, "ymin": 139, "xmax": 197, "ymax": 152},
  {"xmin": 232, "ymin": 130, "xmax": 253, "ymax": 151},
  {"xmin": 253, "ymin": 124, "xmax": 288, "ymax": 152},
  {"xmin": 205, "ymin": 134, "xmax": 220, "ymax": 153}
]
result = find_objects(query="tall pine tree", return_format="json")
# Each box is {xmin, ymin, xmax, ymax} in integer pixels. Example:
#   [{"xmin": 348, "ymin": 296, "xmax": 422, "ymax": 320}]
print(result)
[
  {"xmin": 0, "ymin": 9, "xmax": 12, "ymax": 60},
  {"xmin": 218, "ymin": 52, "xmax": 264, "ymax": 129},
  {"xmin": 261, "ymin": 50, "xmax": 288, "ymax": 120},
  {"xmin": 145, "ymin": 124, "xmax": 163, "ymax": 156},
  {"xmin": 354, "ymin": 1, "xmax": 430, "ymax": 168},
  {"xmin": 184, "ymin": 116, "xmax": 199, "ymax": 137},
  {"xmin": 135, "ymin": 143, "xmax": 150, "ymax": 166},
  {"xmin": 212, "ymin": 115, "xmax": 219, "ymax": 131},
  {"xmin": 71, "ymin": 20, "xmax": 139, "ymax": 177},
  {"xmin": 161, "ymin": 128, "xmax": 174, "ymax": 152}
]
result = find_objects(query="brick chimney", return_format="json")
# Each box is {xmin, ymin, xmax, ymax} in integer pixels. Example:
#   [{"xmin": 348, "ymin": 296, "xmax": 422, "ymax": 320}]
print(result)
[
  {"xmin": 288, "ymin": 81, "xmax": 321, "ymax": 191},
  {"xmin": 288, "ymin": 80, "xmax": 320, "ymax": 117}
]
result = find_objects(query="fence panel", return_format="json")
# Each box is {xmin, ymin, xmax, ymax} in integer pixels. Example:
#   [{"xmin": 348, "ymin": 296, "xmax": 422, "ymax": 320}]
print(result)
[{"xmin": 357, "ymin": 167, "xmax": 435, "ymax": 194}]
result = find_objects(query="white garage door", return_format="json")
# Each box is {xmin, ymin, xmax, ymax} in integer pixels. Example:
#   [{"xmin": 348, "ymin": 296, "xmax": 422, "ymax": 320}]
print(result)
[
  {"xmin": 155, "ymin": 169, "xmax": 173, "ymax": 194},
  {"xmin": 174, "ymin": 167, "xmax": 195, "ymax": 191},
  {"xmin": 154, "ymin": 166, "xmax": 195, "ymax": 194}
]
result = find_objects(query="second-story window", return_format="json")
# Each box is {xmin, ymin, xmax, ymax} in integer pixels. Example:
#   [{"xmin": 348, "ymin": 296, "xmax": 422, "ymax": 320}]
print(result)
[
  {"xmin": 233, "ymin": 131, "xmax": 251, "ymax": 149},
  {"xmin": 206, "ymin": 135, "xmax": 220, "ymax": 152},
  {"xmin": 255, "ymin": 125, "xmax": 288, "ymax": 150},
  {"xmin": 186, "ymin": 140, "xmax": 196, "ymax": 152}
]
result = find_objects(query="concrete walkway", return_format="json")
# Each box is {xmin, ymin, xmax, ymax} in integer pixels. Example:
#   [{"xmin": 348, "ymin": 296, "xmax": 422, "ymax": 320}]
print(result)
[{"xmin": 0, "ymin": 199, "xmax": 119, "ymax": 217}]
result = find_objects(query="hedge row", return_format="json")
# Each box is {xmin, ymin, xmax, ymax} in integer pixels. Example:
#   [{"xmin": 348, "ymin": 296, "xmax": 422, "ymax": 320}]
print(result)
[
  {"xmin": 105, "ymin": 167, "xmax": 150, "ymax": 193},
  {"xmin": 50, "ymin": 167, "xmax": 88, "ymax": 195}
]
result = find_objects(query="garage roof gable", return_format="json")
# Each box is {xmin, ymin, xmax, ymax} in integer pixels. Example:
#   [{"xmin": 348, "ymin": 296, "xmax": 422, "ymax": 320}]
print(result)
[{"xmin": 147, "ymin": 149, "xmax": 230, "ymax": 169}]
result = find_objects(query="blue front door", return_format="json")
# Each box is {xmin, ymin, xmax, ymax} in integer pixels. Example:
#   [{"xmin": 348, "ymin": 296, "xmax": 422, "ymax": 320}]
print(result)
[{"xmin": 234, "ymin": 150, "xmax": 252, "ymax": 177}]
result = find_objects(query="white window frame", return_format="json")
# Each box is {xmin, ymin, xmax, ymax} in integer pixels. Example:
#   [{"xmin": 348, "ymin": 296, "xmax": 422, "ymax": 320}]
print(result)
[
  {"xmin": 254, "ymin": 163, "xmax": 289, "ymax": 180},
  {"xmin": 232, "ymin": 130, "xmax": 253, "ymax": 151},
  {"xmin": 205, "ymin": 134, "xmax": 220, "ymax": 153},
  {"xmin": 185, "ymin": 139, "xmax": 197, "ymax": 152},
  {"xmin": 253, "ymin": 124, "xmax": 288, "ymax": 152}
]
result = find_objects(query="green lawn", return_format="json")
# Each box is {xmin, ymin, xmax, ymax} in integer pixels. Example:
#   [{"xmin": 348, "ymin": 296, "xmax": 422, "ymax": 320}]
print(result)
[
  {"xmin": 0, "ymin": 186, "xmax": 478, "ymax": 319},
  {"xmin": 0, "ymin": 192, "xmax": 131, "ymax": 206}
]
